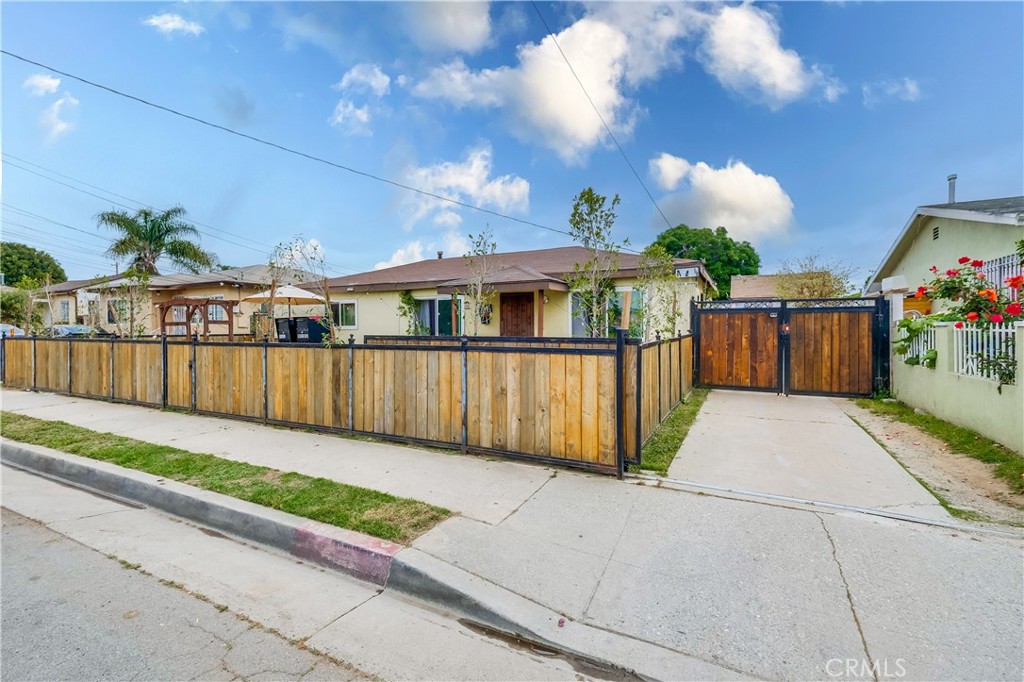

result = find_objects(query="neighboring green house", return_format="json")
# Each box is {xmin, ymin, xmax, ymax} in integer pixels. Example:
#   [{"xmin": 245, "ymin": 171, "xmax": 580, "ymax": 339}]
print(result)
[
  {"xmin": 864, "ymin": 185, "xmax": 1023, "ymax": 301},
  {"xmin": 325, "ymin": 245, "xmax": 716, "ymax": 342}
]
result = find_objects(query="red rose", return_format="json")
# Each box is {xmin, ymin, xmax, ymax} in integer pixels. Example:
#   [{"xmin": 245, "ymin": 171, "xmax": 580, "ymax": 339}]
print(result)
[
  {"xmin": 1006, "ymin": 302, "xmax": 1022, "ymax": 316},
  {"xmin": 914, "ymin": 286, "xmax": 927, "ymax": 299},
  {"xmin": 991, "ymin": 313, "xmax": 1005, "ymax": 324},
  {"xmin": 929, "ymin": 266, "xmax": 938, "ymax": 273},
  {"xmin": 966, "ymin": 311, "xmax": 980, "ymax": 321},
  {"xmin": 946, "ymin": 269, "xmax": 959, "ymax": 277},
  {"xmin": 1007, "ymin": 276, "xmax": 1024, "ymax": 290},
  {"xmin": 971, "ymin": 260, "xmax": 984, "ymax": 267},
  {"xmin": 954, "ymin": 321, "xmax": 964, "ymax": 329},
  {"xmin": 958, "ymin": 256, "xmax": 971, "ymax": 264}
]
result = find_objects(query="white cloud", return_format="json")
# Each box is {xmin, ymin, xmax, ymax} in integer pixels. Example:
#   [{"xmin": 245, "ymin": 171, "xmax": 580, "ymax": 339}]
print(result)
[
  {"xmin": 144, "ymin": 13, "xmax": 205, "ymax": 36},
  {"xmin": 404, "ymin": 2, "xmax": 492, "ymax": 54},
  {"xmin": 412, "ymin": 6, "xmax": 700, "ymax": 164},
  {"xmin": 649, "ymin": 153, "xmax": 692, "ymax": 192},
  {"xmin": 375, "ymin": 241, "xmax": 426, "ymax": 270},
  {"xmin": 41, "ymin": 93, "xmax": 79, "ymax": 140},
  {"xmin": 328, "ymin": 100, "xmax": 371, "ymax": 136},
  {"xmin": 403, "ymin": 145, "xmax": 529, "ymax": 229},
  {"xmin": 334, "ymin": 64, "xmax": 391, "ymax": 97},
  {"xmin": 862, "ymin": 77, "xmax": 922, "ymax": 108},
  {"xmin": 652, "ymin": 154, "xmax": 793, "ymax": 242},
  {"xmin": 277, "ymin": 12, "xmax": 344, "ymax": 58},
  {"xmin": 699, "ymin": 4, "xmax": 842, "ymax": 109},
  {"xmin": 23, "ymin": 74, "xmax": 60, "ymax": 96},
  {"xmin": 373, "ymin": 229, "xmax": 470, "ymax": 270}
]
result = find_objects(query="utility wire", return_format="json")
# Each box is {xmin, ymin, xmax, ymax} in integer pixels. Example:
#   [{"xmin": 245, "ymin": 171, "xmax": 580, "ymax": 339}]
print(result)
[
  {"xmin": 528, "ymin": 2, "xmax": 675, "ymax": 231},
  {"xmin": 2, "ymin": 158, "xmax": 359, "ymax": 274},
  {"xmin": 1, "ymin": 50, "xmax": 583, "ymax": 242}
]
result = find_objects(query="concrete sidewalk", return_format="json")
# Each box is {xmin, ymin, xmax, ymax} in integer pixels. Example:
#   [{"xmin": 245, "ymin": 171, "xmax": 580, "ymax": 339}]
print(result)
[
  {"xmin": 2, "ymin": 388, "xmax": 1022, "ymax": 680},
  {"xmin": 668, "ymin": 390, "xmax": 949, "ymax": 518}
]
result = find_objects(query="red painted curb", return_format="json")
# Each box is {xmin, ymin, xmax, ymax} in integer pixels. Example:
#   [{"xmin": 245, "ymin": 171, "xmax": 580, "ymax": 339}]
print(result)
[{"xmin": 291, "ymin": 521, "xmax": 403, "ymax": 586}]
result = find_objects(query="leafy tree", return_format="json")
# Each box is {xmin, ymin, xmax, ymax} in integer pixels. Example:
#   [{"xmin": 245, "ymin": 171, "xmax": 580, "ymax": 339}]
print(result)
[
  {"xmin": 653, "ymin": 225, "xmax": 759, "ymax": 299},
  {"xmin": 109, "ymin": 268, "xmax": 152, "ymax": 338},
  {"xmin": 635, "ymin": 243, "xmax": 684, "ymax": 339},
  {"xmin": 775, "ymin": 252, "xmax": 855, "ymax": 299},
  {"xmin": 0, "ymin": 289, "xmax": 32, "ymax": 327},
  {"xmin": 0, "ymin": 242, "xmax": 67, "ymax": 285},
  {"xmin": 271, "ymin": 236, "xmax": 336, "ymax": 344},
  {"xmin": 565, "ymin": 188, "xmax": 627, "ymax": 338},
  {"xmin": 461, "ymin": 229, "xmax": 497, "ymax": 336},
  {"xmin": 97, "ymin": 206, "xmax": 216, "ymax": 275}
]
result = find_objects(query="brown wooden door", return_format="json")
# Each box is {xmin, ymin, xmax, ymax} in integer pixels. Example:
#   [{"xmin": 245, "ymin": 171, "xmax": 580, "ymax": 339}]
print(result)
[
  {"xmin": 698, "ymin": 311, "xmax": 779, "ymax": 390},
  {"xmin": 500, "ymin": 293, "xmax": 534, "ymax": 337},
  {"xmin": 787, "ymin": 310, "xmax": 874, "ymax": 395}
]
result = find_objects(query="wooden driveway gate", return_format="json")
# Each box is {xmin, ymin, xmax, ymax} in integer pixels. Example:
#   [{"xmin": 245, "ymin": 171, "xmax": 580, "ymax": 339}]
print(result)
[{"xmin": 692, "ymin": 298, "xmax": 889, "ymax": 397}]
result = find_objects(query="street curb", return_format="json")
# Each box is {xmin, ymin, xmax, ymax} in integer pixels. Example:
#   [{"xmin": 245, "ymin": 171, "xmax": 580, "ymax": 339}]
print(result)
[{"xmin": 0, "ymin": 442, "xmax": 401, "ymax": 585}]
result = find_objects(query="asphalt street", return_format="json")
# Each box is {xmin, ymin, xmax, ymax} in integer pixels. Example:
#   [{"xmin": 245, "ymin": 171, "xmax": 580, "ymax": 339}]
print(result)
[{"xmin": 1, "ymin": 509, "xmax": 367, "ymax": 682}]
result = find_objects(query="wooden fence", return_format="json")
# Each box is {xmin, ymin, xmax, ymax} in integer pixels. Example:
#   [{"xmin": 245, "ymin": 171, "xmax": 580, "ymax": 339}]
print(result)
[{"xmin": 1, "ymin": 333, "xmax": 693, "ymax": 475}]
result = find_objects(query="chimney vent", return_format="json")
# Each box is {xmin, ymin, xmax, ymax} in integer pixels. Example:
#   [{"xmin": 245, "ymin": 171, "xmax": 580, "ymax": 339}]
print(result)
[
  {"xmin": 437, "ymin": 251, "xmax": 444, "ymax": 260},
  {"xmin": 947, "ymin": 173, "xmax": 957, "ymax": 204}
]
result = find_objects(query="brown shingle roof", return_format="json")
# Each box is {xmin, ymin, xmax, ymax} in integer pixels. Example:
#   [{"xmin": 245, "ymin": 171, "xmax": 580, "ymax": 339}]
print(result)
[
  {"xmin": 327, "ymin": 246, "xmax": 711, "ymax": 292},
  {"xmin": 44, "ymin": 274, "xmax": 121, "ymax": 294},
  {"xmin": 730, "ymin": 274, "xmax": 780, "ymax": 299}
]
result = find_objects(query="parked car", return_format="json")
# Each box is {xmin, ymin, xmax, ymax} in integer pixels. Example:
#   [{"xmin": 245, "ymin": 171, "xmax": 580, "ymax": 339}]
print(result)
[
  {"xmin": 0, "ymin": 323, "xmax": 25, "ymax": 338},
  {"xmin": 45, "ymin": 325, "xmax": 115, "ymax": 338}
]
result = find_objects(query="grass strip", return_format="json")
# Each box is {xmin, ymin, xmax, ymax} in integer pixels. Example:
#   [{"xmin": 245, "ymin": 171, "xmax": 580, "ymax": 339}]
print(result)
[
  {"xmin": 631, "ymin": 388, "xmax": 710, "ymax": 476},
  {"xmin": 0, "ymin": 412, "xmax": 449, "ymax": 543},
  {"xmin": 854, "ymin": 398, "xmax": 1024, "ymax": 495}
]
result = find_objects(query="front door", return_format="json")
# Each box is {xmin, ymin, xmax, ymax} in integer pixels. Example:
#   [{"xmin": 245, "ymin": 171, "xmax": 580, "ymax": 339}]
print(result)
[{"xmin": 500, "ymin": 293, "xmax": 534, "ymax": 337}]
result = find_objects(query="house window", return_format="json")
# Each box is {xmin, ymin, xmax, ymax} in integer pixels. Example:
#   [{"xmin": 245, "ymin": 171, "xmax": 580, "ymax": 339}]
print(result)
[
  {"xmin": 330, "ymin": 301, "xmax": 357, "ymax": 328},
  {"xmin": 414, "ymin": 298, "xmax": 462, "ymax": 336},
  {"xmin": 106, "ymin": 299, "xmax": 126, "ymax": 324},
  {"xmin": 58, "ymin": 300, "xmax": 70, "ymax": 323},
  {"xmin": 208, "ymin": 295, "xmax": 226, "ymax": 322},
  {"xmin": 609, "ymin": 288, "xmax": 645, "ymax": 338},
  {"xmin": 932, "ymin": 225, "xmax": 940, "ymax": 240}
]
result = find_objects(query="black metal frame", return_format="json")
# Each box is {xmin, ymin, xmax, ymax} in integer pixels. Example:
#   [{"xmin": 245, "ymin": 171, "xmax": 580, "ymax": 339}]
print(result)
[{"xmin": 692, "ymin": 297, "xmax": 890, "ymax": 397}]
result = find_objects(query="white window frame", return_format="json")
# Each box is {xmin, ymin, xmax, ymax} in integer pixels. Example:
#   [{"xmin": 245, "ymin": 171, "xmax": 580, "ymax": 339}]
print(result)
[
  {"xmin": 208, "ymin": 294, "xmax": 227, "ymax": 322},
  {"xmin": 58, "ymin": 299, "xmax": 71, "ymax": 323},
  {"xmin": 414, "ymin": 295, "xmax": 464, "ymax": 336},
  {"xmin": 330, "ymin": 299, "xmax": 358, "ymax": 329}
]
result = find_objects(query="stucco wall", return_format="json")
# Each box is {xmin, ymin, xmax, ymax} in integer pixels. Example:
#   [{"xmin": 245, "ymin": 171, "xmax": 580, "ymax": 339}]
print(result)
[
  {"xmin": 892, "ymin": 323, "xmax": 1024, "ymax": 454},
  {"xmin": 890, "ymin": 216, "xmax": 1022, "ymax": 292},
  {"xmin": 332, "ymin": 276, "xmax": 709, "ymax": 342}
]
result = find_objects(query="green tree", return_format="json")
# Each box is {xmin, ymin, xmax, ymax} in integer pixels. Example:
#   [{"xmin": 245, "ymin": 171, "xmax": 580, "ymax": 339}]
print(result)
[
  {"xmin": 0, "ymin": 242, "xmax": 67, "ymax": 285},
  {"xmin": 462, "ymin": 229, "xmax": 497, "ymax": 336},
  {"xmin": 776, "ymin": 252, "xmax": 855, "ymax": 299},
  {"xmin": 565, "ymin": 188, "xmax": 627, "ymax": 338},
  {"xmin": 653, "ymin": 225, "xmax": 759, "ymax": 299},
  {"xmin": 97, "ymin": 206, "xmax": 216, "ymax": 275}
]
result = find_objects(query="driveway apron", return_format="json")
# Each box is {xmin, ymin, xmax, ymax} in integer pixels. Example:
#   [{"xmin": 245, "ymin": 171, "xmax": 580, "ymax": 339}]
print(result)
[{"xmin": 667, "ymin": 390, "xmax": 948, "ymax": 517}]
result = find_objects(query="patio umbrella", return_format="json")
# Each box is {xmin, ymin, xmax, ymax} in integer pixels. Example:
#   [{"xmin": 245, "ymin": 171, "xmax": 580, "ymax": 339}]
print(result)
[{"xmin": 243, "ymin": 285, "xmax": 325, "ymax": 318}]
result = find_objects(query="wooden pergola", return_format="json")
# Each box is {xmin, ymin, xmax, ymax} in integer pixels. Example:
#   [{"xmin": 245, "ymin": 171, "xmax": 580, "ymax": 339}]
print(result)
[{"xmin": 156, "ymin": 298, "xmax": 235, "ymax": 340}]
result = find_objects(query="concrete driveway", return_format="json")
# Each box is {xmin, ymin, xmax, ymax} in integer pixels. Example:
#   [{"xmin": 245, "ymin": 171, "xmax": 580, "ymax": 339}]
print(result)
[{"xmin": 667, "ymin": 390, "xmax": 948, "ymax": 517}]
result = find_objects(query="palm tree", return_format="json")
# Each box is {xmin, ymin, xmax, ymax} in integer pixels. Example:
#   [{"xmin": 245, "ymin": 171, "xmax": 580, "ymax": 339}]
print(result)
[{"xmin": 97, "ymin": 206, "xmax": 216, "ymax": 275}]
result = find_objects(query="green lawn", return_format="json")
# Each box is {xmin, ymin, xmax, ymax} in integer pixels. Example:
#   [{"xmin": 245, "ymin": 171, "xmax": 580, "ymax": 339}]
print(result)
[
  {"xmin": 631, "ymin": 388, "xmax": 710, "ymax": 476},
  {"xmin": 854, "ymin": 398, "xmax": 1024, "ymax": 495},
  {"xmin": 0, "ymin": 412, "xmax": 449, "ymax": 543}
]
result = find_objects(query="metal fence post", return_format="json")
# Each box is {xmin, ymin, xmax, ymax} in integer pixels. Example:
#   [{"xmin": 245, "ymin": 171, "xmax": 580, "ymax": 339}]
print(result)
[
  {"xmin": 262, "ymin": 337, "xmax": 269, "ymax": 424},
  {"xmin": 690, "ymin": 300, "xmax": 700, "ymax": 387},
  {"xmin": 161, "ymin": 335, "xmax": 169, "ymax": 408},
  {"xmin": 31, "ymin": 335, "xmax": 37, "ymax": 390},
  {"xmin": 634, "ymin": 338, "xmax": 643, "ymax": 463},
  {"xmin": 347, "ymin": 336, "xmax": 355, "ymax": 431},
  {"xmin": 678, "ymin": 335, "xmax": 684, "ymax": 401},
  {"xmin": 190, "ymin": 335, "xmax": 197, "ymax": 413},
  {"xmin": 109, "ymin": 337, "xmax": 115, "ymax": 398},
  {"xmin": 615, "ymin": 329, "xmax": 626, "ymax": 479},
  {"xmin": 67, "ymin": 339, "xmax": 73, "ymax": 395},
  {"xmin": 460, "ymin": 335, "xmax": 468, "ymax": 455}
]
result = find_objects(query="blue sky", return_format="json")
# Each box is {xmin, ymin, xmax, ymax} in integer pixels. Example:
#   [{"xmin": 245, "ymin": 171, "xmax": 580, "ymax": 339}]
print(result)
[{"xmin": 3, "ymin": 1, "xmax": 1022, "ymax": 284}]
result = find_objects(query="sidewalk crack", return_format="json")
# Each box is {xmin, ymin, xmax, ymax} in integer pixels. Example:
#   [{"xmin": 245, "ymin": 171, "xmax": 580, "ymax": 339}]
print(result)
[
  {"xmin": 495, "ymin": 471, "xmax": 557, "ymax": 524},
  {"xmin": 816, "ymin": 512, "xmax": 878, "ymax": 682},
  {"xmin": 582, "ymin": 496, "xmax": 636, "ymax": 619}
]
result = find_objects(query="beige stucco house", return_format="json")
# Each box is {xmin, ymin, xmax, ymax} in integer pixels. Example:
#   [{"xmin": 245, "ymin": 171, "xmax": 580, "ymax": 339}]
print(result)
[
  {"xmin": 325, "ymin": 246, "xmax": 716, "ymax": 343},
  {"xmin": 42, "ymin": 265, "xmax": 316, "ymax": 337},
  {"xmin": 864, "ymin": 193, "xmax": 1024, "ymax": 303}
]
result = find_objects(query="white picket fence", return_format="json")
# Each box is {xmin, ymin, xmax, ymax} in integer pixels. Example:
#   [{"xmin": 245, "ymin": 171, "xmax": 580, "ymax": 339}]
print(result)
[
  {"xmin": 952, "ymin": 322, "xmax": 1017, "ymax": 382},
  {"xmin": 904, "ymin": 325, "xmax": 936, "ymax": 361},
  {"xmin": 980, "ymin": 253, "xmax": 1023, "ymax": 302}
]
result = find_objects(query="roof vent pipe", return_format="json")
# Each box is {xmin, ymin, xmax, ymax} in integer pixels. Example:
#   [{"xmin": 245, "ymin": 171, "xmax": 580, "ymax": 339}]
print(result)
[
  {"xmin": 437, "ymin": 251, "xmax": 444, "ymax": 260},
  {"xmin": 947, "ymin": 173, "xmax": 957, "ymax": 203}
]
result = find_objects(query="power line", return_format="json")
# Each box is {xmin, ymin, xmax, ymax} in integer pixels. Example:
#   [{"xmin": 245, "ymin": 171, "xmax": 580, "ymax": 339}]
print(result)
[
  {"xmin": 3, "ymin": 154, "xmax": 360, "ymax": 274},
  {"xmin": 528, "ymin": 2, "xmax": 675, "ymax": 232},
  {"xmin": 1, "ymin": 50, "xmax": 583, "ymax": 243}
]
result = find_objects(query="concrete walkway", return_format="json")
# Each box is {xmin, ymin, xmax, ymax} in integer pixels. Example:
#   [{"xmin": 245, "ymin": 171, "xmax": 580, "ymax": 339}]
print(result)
[
  {"xmin": 668, "ymin": 390, "xmax": 949, "ymax": 518},
  {"xmin": 2, "ymin": 388, "xmax": 1021, "ymax": 681}
]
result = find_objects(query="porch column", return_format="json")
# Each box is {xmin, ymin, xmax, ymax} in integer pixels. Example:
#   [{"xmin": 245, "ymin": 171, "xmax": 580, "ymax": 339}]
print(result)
[{"xmin": 537, "ymin": 290, "xmax": 544, "ymax": 336}]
